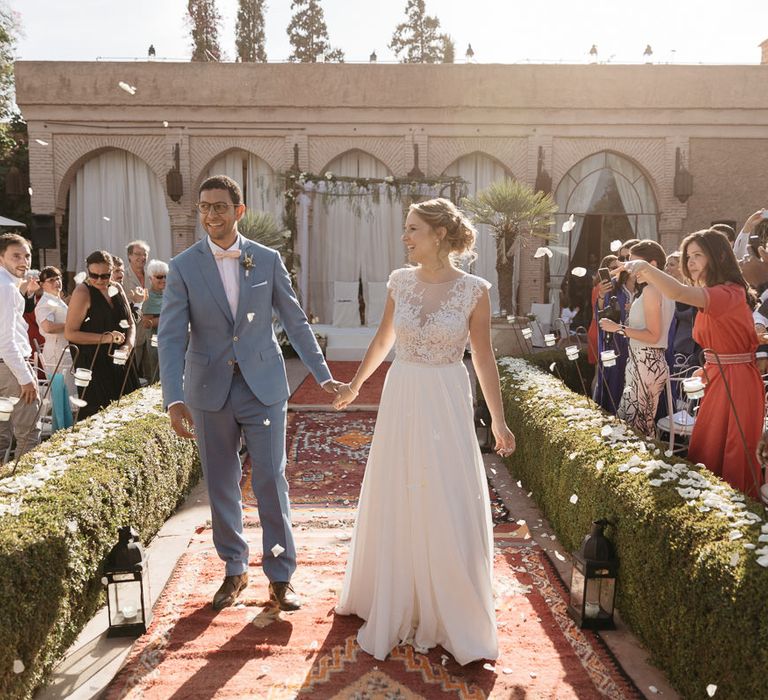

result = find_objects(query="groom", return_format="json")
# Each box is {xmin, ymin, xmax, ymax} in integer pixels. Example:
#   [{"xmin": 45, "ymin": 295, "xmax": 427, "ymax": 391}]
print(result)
[{"xmin": 159, "ymin": 175, "xmax": 339, "ymax": 611}]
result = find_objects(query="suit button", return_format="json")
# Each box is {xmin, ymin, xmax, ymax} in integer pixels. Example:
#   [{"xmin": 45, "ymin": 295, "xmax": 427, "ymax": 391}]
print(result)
[
  {"xmin": 233, "ymin": 336, "xmax": 239, "ymax": 342},
  {"xmin": 227, "ymin": 359, "xmax": 234, "ymax": 366}
]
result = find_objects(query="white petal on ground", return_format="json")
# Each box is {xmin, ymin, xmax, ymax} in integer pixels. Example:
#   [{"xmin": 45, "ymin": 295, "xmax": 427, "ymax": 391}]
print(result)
[
  {"xmin": 35, "ymin": 138, "xmax": 48, "ymax": 146},
  {"xmin": 610, "ymin": 239, "xmax": 623, "ymax": 252},
  {"xmin": 482, "ymin": 663, "xmax": 495, "ymax": 671},
  {"xmin": 309, "ymin": 640, "xmax": 319, "ymax": 650},
  {"xmin": 502, "ymin": 667, "xmax": 513, "ymax": 674},
  {"xmin": 529, "ymin": 671, "xmax": 538, "ymax": 678},
  {"xmin": 649, "ymin": 686, "xmax": 659, "ymax": 694},
  {"xmin": 271, "ymin": 543, "xmax": 285, "ymax": 557},
  {"xmin": 554, "ymin": 551, "xmax": 566, "ymax": 562},
  {"xmin": 108, "ymin": 285, "xmax": 119, "ymax": 297},
  {"xmin": 571, "ymin": 267, "xmax": 587, "ymax": 277},
  {"xmin": 569, "ymin": 494, "xmax": 579, "ymax": 504},
  {"xmin": 706, "ymin": 684, "xmax": 718, "ymax": 697},
  {"xmin": 74, "ymin": 272, "xmax": 86, "ymax": 284},
  {"xmin": 533, "ymin": 247, "xmax": 553, "ymax": 259},
  {"xmin": 13, "ymin": 659, "xmax": 24, "ymax": 674}
]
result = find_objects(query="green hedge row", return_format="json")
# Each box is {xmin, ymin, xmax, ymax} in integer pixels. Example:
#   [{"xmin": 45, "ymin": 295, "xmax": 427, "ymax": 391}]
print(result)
[
  {"xmin": 0, "ymin": 387, "xmax": 200, "ymax": 700},
  {"xmin": 498, "ymin": 357, "xmax": 768, "ymax": 700}
]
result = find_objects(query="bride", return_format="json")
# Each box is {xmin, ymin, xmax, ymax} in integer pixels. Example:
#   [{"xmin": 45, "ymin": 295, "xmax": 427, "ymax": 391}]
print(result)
[{"xmin": 333, "ymin": 197, "xmax": 516, "ymax": 665}]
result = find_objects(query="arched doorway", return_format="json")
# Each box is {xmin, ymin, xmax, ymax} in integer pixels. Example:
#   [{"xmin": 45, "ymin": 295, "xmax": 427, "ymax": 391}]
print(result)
[
  {"xmin": 550, "ymin": 151, "xmax": 659, "ymax": 309},
  {"xmin": 307, "ymin": 150, "xmax": 404, "ymax": 325},
  {"xmin": 196, "ymin": 149, "xmax": 282, "ymax": 237},
  {"xmin": 442, "ymin": 152, "xmax": 512, "ymax": 313},
  {"xmin": 67, "ymin": 149, "xmax": 171, "ymax": 271}
]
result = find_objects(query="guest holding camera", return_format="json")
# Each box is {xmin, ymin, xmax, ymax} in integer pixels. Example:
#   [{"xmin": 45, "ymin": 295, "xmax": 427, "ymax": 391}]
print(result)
[
  {"xmin": 616, "ymin": 229, "xmax": 765, "ymax": 499},
  {"xmin": 593, "ymin": 255, "xmax": 630, "ymax": 413},
  {"xmin": 600, "ymin": 241, "xmax": 675, "ymax": 438},
  {"xmin": 65, "ymin": 251, "xmax": 139, "ymax": 419}
]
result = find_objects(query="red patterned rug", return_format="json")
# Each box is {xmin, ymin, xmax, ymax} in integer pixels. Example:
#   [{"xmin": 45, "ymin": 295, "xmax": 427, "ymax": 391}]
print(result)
[
  {"xmin": 289, "ymin": 361, "xmax": 390, "ymax": 408},
  {"xmin": 105, "ymin": 537, "xmax": 640, "ymax": 699}
]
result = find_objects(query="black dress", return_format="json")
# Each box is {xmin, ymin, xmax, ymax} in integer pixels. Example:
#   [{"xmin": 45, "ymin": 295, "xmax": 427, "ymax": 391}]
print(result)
[{"xmin": 73, "ymin": 284, "xmax": 139, "ymax": 419}]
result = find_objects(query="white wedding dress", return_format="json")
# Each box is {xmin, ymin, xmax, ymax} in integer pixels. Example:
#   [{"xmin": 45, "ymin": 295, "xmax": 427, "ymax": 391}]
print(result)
[{"xmin": 336, "ymin": 267, "xmax": 498, "ymax": 665}]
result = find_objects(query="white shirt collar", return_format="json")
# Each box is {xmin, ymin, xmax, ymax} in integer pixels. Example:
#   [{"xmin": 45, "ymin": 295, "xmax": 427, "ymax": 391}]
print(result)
[
  {"xmin": 0, "ymin": 266, "xmax": 21, "ymax": 288},
  {"xmin": 207, "ymin": 236, "xmax": 240, "ymax": 255}
]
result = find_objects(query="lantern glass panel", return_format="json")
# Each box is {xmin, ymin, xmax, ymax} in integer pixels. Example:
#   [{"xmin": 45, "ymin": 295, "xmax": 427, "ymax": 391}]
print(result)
[
  {"xmin": 599, "ymin": 577, "xmax": 616, "ymax": 613},
  {"xmin": 108, "ymin": 573, "xmax": 142, "ymax": 625},
  {"xmin": 569, "ymin": 565, "xmax": 585, "ymax": 610}
]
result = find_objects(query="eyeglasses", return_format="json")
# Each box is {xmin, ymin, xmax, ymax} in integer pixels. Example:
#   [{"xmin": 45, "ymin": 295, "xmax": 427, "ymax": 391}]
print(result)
[
  {"xmin": 196, "ymin": 202, "xmax": 238, "ymax": 214},
  {"xmin": 153, "ymin": 275, "xmax": 166, "ymax": 280},
  {"xmin": 87, "ymin": 271, "xmax": 112, "ymax": 281}
]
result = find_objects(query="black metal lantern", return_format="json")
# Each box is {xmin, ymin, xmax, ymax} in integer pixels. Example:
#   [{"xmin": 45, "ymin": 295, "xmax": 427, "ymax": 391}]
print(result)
[
  {"xmin": 102, "ymin": 526, "xmax": 151, "ymax": 637},
  {"xmin": 474, "ymin": 398, "xmax": 493, "ymax": 453},
  {"xmin": 567, "ymin": 519, "xmax": 618, "ymax": 630}
]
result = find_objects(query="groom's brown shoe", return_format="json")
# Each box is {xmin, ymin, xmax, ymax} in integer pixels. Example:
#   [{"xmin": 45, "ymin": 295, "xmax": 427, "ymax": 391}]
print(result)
[
  {"xmin": 269, "ymin": 581, "xmax": 301, "ymax": 611},
  {"xmin": 212, "ymin": 573, "xmax": 248, "ymax": 610}
]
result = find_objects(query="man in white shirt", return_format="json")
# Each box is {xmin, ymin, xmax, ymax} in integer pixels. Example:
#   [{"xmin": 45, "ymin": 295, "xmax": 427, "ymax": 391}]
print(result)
[{"xmin": 0, "ymin": 233, "xmax": 41, "ymax": 462}]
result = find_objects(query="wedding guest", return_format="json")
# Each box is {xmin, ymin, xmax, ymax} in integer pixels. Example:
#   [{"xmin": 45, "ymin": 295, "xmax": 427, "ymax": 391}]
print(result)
[
  {"xmin": 600, "ymin": 240, "xmax": 674, "ymax": 438},
  {"xmin": 0, "ymin": 233, "xmax": 41, "ymax": 461},
  {"xmin": 617, "ymin": 229, "xmax": 765, "ymax": 499},
  {"xmin": 124, "ymin": 240, "xmax": 150, "ymax": 377},
  {"xmin": 65, "ymin": 250, "xmax": 138, "ymax": 419},
  {"xmin": 593, "ymin": 255, "xmax": 630, "ymax": 414},
  {"xmin": 140, "ymin": 259, "xmax": 168, "ymax": 383},
  {"xmin": 333, "ymin": 198, "xmax": 515, "ymax": 665},
  {"xmin": 111, "ymin": 255, "xmax": 126, "ymax": 285},
  {"xmin": 665, "ymin": 251, "xmax": 700, "ymax": 365}
]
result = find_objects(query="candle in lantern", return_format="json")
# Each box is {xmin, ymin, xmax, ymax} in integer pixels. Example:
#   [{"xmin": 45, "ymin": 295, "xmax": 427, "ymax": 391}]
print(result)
[
  {"xmin": 682, "ymin": 377, "xmax": 705, "ymax": 399},
  {"xmin": 600, "ymin": 350, "xmax": 617, "ymax": 367},
  {"xmin": 73, "ymin": 368, "xmax": 92, "ymax": 387},
  {"xmin": 0, "ymin": 399, "xmax": 13, "ymax": 422},
  {"xmin": 584, "ymin": 602, "xmax": 600, "ymax": 618},
  {"xmin": 544, "ymin": 333, "xmax": 556, "ymax": 347},
  {"xmin": 522, "ymin": 327, "xmax": 533, "ymax": 340},
  {"xmin": 112, "ymin": 349, "xmax": 129, "ymax": 365}
]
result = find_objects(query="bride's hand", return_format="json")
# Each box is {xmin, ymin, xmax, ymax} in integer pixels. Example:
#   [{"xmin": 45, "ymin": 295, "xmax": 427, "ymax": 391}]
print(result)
[
  {"xmin": 493, "ymin": 423, "xmax": 516, "ymax": 458},
  {"xmin": 332, "ymin": 383, "xmax": 359, "ymax": 410}
]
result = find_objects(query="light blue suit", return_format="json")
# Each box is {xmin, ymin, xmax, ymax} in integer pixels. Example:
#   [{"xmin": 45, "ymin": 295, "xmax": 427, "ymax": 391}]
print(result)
[{"xmin": 159, "ymin": 234, "xmax": 332, "ymax": 580}]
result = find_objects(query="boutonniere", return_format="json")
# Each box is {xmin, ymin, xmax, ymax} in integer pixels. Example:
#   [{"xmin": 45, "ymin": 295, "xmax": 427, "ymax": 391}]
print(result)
[{"xmin": 241, "ymin": 253, "xmax": 255, "ymax": 278}]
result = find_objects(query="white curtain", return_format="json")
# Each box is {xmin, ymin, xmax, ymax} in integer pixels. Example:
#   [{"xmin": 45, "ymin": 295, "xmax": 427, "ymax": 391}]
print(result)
[
  {"xmin": 308, "ymin": 151, "xmax": 404, "ymax": 324},
  {"xmin": 68, "ymin": 150, "xmax": 172, "ymax": 272},
  {"xmin": 442, "ymin": 154, "xmax": 508, "ymax": 313},
  {"xmin": 197, "ymin": 150, "xmax": 282, "ymax": 237}
]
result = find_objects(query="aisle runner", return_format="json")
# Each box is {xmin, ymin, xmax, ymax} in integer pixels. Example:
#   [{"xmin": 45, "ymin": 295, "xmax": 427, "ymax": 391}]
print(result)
[
  {"xmin": 241, "ymin": 411, "xmax": 515, "ymax": 521},
  {"xmin": 289, "ymin": 361, "xmax": 390, "ymax": 408},
  {"xmin": 106, "ymin": 540, "xmax": 641, "ymax": 699}
]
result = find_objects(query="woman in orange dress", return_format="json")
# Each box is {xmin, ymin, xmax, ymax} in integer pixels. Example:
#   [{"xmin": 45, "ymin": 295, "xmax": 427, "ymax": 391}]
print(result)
[{"xmin": 616, "ymin": 229, "xmax": 764, "ymax": 499}]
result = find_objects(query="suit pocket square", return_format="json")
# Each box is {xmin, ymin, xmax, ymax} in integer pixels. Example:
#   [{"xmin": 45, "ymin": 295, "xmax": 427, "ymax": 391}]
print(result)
[{"xmin": 251, "ymin": 281, "xmax": 268, "ymax": 288}]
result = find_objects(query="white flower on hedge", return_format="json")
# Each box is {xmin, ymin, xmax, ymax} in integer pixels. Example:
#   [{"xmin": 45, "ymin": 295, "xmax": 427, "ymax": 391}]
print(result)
[
  {"xmin": 706, "ymin": 684, "xmax": 718, "ymax": 697},
  {"xmin": 729, "ymin": 531, "xmax": 743, "ymax": 541},
  {"xmin": 66, "ymin": 520, "xmax": 78, "ymax": 533},
  {"xmin": 13, "ymin": 659, "xmax": 24, "ymax": 674},
  {"xmin": 569, "ymin": 494, "xmax": 578, "ymax": 504}
]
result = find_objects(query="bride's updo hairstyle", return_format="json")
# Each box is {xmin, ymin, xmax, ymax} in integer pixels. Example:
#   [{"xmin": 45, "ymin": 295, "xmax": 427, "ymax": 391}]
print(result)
[{"xmin": 409, "ymin": 198, "xmax": 478, "ymax": 263}]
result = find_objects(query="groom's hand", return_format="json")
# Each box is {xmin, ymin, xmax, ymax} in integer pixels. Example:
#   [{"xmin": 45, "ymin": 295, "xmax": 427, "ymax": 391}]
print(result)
[
  {"xmin": 321, "ymin": 380, "xmax": 344, "ymax": 395},
  {"xmin": 168, "ymin": 403, "xmax": 196, "ymax": 439}
]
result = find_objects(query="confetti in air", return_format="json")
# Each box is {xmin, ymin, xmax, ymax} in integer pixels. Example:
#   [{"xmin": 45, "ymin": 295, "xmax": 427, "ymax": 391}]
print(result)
[
  {"xmin": 561, "ymin": 214, "xmax": 576, "ymax": 233},
  {"xmin": 74, "ymin": 272, "xmax": 86, "ymax": 284},
  {"xmin": 571, "ymin": 267, "xmax": 587, "ymax": 277},
  {"xmin": 610, "ymin": 239, "xmax": 623, "ymax": 252},
  {"xmin": 118, "ymin": 81, "xmax": 137, "ymax": 95},
  {"xmin": 35, "ymin": 139, "xmax": 48, "ymax": 146},
  {"xmin": 271, "ymin": 543, "xmax": 285, "ymax": 557},
  {"xmin": 533, "ymin": 247, "xmax": 553, "ymax": 259}
]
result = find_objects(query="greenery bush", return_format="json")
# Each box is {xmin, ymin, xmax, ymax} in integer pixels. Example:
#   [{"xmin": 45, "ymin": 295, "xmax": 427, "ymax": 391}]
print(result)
[
  {"xmin": 0, "ymin": 387, "xmax": 200, "ymax": 700},
  {"xmin": 499, "ymin": 357, "xmax": 768, "ymax": 700}
]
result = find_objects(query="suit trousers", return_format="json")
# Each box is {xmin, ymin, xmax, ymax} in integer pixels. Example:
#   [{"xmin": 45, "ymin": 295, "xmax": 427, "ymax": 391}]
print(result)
[
  {"xmin": 0, "ymin": 362, "xmax": 41, "ymax": 463},
  {"xmin": 190, "ymin": 373, "xmax": 296, "ymax": 581}
]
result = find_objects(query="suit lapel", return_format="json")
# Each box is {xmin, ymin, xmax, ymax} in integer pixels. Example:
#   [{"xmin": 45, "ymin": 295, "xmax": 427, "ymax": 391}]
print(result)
[{"xmin": 196, "ymin": 239, "xmax": 234, "ymax": 324}]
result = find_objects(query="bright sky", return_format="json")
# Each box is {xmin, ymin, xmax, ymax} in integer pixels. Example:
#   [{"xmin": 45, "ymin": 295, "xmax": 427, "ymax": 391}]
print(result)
[{"xmin": 13, "ymin": 0, "xmax": 768, "ymax": 65}]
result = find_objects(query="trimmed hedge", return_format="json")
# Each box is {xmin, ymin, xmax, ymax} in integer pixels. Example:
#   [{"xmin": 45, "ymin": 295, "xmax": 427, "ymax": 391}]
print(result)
[
  {"xmin": 499, "ymin": 357, "xmax": 768, "ymax": 700},
  {"xmin": 0, "ymin": 387, "xmax": 200, "ymax": 700},
  {"xmin": 524, "ymin": 347, "xmax": 595, "ymax": 396}
]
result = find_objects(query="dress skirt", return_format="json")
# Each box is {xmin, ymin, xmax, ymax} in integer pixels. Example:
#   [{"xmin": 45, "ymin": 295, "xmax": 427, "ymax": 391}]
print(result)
[{"xmin": 336, "ymin": 358, "xmax": 498, "ymax": 665}]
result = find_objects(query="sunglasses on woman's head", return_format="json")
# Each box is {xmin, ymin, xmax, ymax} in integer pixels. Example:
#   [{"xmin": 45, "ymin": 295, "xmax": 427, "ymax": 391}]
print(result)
[{"xmin": 88, "ymin": 271, "xmax": 112, "ymax": 280}]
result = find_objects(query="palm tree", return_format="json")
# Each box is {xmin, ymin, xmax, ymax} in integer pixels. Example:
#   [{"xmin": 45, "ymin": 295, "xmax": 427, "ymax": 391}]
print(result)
[
  {"xmin": 462, "ymin": 178, "xmax": 558, "ymax": 315},
  {"xmin": 237, "ymin": 211, "xmax": 290, "ymax": 251}
]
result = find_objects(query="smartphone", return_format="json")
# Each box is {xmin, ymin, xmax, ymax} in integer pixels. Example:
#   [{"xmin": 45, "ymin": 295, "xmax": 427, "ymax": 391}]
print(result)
[{"xmin": 598, "ymin": 267, "xmax": 612, "ymax": 284}]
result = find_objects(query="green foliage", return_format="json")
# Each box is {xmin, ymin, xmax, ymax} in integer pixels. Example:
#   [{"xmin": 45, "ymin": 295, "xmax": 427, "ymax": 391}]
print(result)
[
  {"xmin": 525, "ymin": 347, "xmax": 594, "ymax": 395},
  {"xmin": 0, "ymin": 3, "xmax": 19, "ymax": 119},
  {"xmin": 499, "ymin": 359, "xmax": 768, "ymax": 700},
  {"xmin": 287, "ymin": 0, "xmax": 344, "ymax": 63},
  {"xmin": 187, "ymin": 0, "xmax": 223, "ymax": 61},
  {"xmin": 0, "ymin": 389, "xmax": 200, "ymax": 699},
  {"xmin": 0, "ymin": 114, "xmax": 31, "ymax": 237},
  {"xmin": 389, "ymin": 0, "xmax": 444, "ymax": 64},
  {"xmin": 462, "ymin": 178, "xmax": 558, "ymax": 314},
  {"xmin": 440, "ymin": 34, "xmax": 455, "ymax": 64},
  {"xmin": 238, "ymin": 210, "xmax": 289, "ymax": 251},
  {"xmin": 235, "ymin": 0, "xmax": 267, "ymax": 62}
]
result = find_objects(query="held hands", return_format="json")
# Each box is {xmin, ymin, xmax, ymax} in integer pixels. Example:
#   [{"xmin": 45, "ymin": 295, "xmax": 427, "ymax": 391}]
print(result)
[
  {"xmin": 493, "ymin": 423, "xmax": 516, "ymax": 458},
  {"xmin": 332, "ymin": 383, "xmax": 359, "ymax": 410},
  {"xmin": 321, "ymin": 379, "xmax": 345, "ymax": 395},
  {"xmin": 168, "ymin": 403, "xmax": 196, "ymax": 439}
]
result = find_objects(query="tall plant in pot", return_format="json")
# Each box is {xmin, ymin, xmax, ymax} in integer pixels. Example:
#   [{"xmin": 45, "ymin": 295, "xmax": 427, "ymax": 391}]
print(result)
[{"xmin": 462, "ymin": 178, "xmax": 557, "ymax": 315}]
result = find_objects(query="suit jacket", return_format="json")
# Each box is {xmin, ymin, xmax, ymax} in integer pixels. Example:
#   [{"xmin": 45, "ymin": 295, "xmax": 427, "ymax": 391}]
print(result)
[{"xmin": 158, "ymin": 234, "xmax": 331, "ymax": 410}]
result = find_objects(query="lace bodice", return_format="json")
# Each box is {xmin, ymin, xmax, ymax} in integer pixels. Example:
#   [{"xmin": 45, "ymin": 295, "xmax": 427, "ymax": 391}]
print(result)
[{"xmin": 387, "ymin": 267, "xmax": 490, "ymax": 365}]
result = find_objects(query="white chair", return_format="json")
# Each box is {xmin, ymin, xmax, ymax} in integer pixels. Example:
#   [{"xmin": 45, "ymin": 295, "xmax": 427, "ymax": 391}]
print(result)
[
  {"xmin": 529, "ymin": 303, "xmax": 554, "ymax": 347},
  {"xmin": 366, "ymin": 282, "xmax": 388, "ymax": 327},
  {"xmin": 656, "ymin": 365, "xmax": 702, "ymax": 453},
  {"xmin": 331, "ymin": 281, "xmax": 360, "ymax": 328}
]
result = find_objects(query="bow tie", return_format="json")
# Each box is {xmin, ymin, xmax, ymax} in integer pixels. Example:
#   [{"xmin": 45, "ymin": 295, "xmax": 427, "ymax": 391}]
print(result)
[{"xmin": 213, "ymin": 249, "xmax": 241, "ymax": 260}]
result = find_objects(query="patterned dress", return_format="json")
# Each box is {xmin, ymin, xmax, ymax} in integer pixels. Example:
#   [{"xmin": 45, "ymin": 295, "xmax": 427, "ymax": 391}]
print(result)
[
  {"xmin": 337, "ymin": 267, "xmax": 498, "ymax": 665},
  {"xmin": 688, "ymin": 284, "xmax": 764, "ymax": 498}
]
